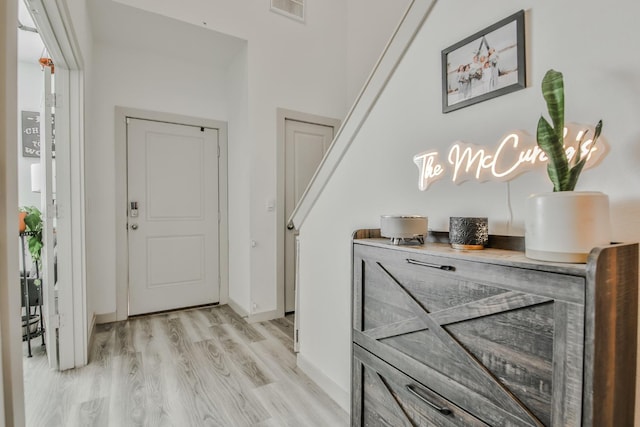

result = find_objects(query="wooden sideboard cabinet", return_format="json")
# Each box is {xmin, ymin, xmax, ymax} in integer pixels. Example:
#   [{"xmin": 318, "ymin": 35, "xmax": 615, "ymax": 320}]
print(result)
[{"xmin": 351, "ymin": 230, "xmax": 638, "ymax": 426}]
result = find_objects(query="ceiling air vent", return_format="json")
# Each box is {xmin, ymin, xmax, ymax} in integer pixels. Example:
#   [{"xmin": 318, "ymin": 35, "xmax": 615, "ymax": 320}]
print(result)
[{"xmin": 271, "ymin": 0, "xmax": 304, "ymax": 22}]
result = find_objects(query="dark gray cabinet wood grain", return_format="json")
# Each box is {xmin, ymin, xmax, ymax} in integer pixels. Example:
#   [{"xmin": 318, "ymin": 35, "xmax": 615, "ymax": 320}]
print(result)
[
  {"xmin": 353, "ymin": 344, "xmax": 488, "ymax": 426},
  {"xmin": 351, "ymin": 231, "xmax": 638, "ymax": 426}
]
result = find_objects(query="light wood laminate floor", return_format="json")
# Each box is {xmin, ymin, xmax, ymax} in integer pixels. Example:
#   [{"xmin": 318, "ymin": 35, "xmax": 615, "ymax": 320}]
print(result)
[{"xmin": 23, "ymin": 305, "xmax": 348, "ymax": 427}]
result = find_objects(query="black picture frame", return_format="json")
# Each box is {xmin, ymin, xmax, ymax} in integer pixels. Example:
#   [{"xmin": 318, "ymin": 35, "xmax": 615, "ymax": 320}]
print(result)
[{"xmin": 442, "ymin": 10, "xmax": 526, "ymax": 113}]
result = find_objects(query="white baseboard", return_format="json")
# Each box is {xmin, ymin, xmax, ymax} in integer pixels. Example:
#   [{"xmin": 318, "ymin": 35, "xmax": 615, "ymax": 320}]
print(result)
[
  {"xmin": 89, "ymin": 312, "xmax": 96, "ymax": 333},
  {"xmin": 226, "ymin": 298, "xmax": 249, "ymax": 318},
  {"xmin": 227, "ymin": 300, "xmax": 283, "ymax": 324},
  {"xmin": 297, "ymin": 353, "xmax": 350, "ymax": 413},
  {"xmin": 88, "ymin": 312, "xmax": 96, "ymax": 357},
  {"xmin": 95, "ymin": 312, "xmax": 117, "ymax": 324},
  {"xmin": 246, "ymin": 308, "xmax": 281, "ymax": 323}
]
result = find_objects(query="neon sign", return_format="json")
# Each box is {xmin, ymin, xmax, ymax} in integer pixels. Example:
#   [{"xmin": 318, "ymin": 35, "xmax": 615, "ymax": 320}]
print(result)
[{"xmin": 413, "ymin": 123, "xmax": 608, "ymax": 191}]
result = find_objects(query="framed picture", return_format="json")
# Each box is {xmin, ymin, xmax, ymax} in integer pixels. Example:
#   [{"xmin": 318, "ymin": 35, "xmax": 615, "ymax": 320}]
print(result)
[
  {"xmin": 21, "ymin": 111, "xmax": 40, "ymax": 157},
  {"xmin": 442, "ymin": 10, "xmax": 526, "ymax": 113},
  {"xmin": 21, "ymin": 110, "xmax": 55, "ymax": 157}
]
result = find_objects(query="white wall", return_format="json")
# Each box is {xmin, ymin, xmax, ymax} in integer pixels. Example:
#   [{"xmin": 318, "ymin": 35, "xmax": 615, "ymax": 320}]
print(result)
[
  {"xmin": 297, "ymin": 0, "xmax": 640, "ymax": 411},
  {"xmin": 87, "ymin": 41, "xmax": 230, "ymax": 315},
  {"xmin": 65, "ymin": 0, "xmax": 93, "ymax": 60},
  {"xmin": 17, "ymin": 62, "xmax": 43, "ymax": 209},
  {"xmin": 346, "ymin": 0, "xmax": 411, "ymax": 103},
  {"xmin": 225, "ymin": 45, "xmax": 251, "ymax": 311}
]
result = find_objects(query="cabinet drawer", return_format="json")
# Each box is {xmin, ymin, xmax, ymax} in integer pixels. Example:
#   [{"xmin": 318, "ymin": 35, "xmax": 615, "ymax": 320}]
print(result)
[
  {"xmin": 353, "ymin": 344, "xmax": 487, "ymax": 427},
  {"xmin": 354, "ymin": 243, "xmax": 585, "ymax": 306},
  {"xmin": 353, "ymin": 243, "xmax": 586, "ymax": 426}
]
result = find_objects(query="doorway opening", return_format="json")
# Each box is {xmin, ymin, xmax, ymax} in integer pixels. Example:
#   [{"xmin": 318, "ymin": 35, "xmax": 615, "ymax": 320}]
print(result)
[
  {"xmin": 18, "ymin": 0, "xmax": 88, "ymax": 385},
  {"xmin": 18, "ymin": 0, "xmax": 64, "ymax": 376},
  {"xmin": 17, "ymin": 0, "xmax": 48, "ymax": 367},
  {"xmin": 276, "ymin": 109, "xmax": 340, "ymax": 349}
]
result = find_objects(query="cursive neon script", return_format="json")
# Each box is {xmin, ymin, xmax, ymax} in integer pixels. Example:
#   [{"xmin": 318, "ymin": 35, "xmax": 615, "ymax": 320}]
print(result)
[
  {"xmin": 413, "ymin": 124, "xmax": 607, "ymax": 191},
  {"xmin": 413, "ymin": 151, "xmax": 445, "ymax": 191}
]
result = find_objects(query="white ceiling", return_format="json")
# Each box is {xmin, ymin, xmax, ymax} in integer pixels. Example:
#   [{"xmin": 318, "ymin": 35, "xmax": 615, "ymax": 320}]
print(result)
[
  {"xmin": 88, "ymin": 0, "xmax": 247, "ymax": 69},
  {"xmin": 18, "ymin": 0, "xmax": 46, "ymax": 65},
  {"xmin": 18, "ymin": 0, "xmax": 246, "ymax": 69}
]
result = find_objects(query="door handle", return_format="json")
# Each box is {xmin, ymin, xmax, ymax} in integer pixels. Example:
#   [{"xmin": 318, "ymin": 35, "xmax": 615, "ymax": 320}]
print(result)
[
  {"xmin": 130, "ymin": 224, "xmax": 138, "ymax": 230},
  {"xmin": 287, "ymin": 222, "xmax": 295, "ymax": 230}
]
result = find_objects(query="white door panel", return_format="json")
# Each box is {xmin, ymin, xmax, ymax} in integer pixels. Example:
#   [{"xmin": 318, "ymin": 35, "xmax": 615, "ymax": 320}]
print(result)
[
  {"xmin": 285, "ymin": 119, "xmax": 334, "ymax": 312},
  {"xmin": 146, "ymin": 133, "xmax": 204, "ymax": 219},
  {"xmin": 127, "ymin": 119, "xmax": 219, "ymax": 315},
  {"xmin": 294, "ymin": 134, "xmax": 328, "ymax": 200},
  {"xmin": 147, "ymin": 235, "xmax": 204, "ymax": 286}
]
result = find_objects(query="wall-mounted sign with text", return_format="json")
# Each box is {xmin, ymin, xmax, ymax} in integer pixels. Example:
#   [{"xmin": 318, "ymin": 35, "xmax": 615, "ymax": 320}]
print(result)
[
  {"xmin": 21, "ymin": 110, "xmax": 55, "ymax": 158},
  {"xmin": 413, "ymin": 123, "xmax": 608, "ymax": 191}
]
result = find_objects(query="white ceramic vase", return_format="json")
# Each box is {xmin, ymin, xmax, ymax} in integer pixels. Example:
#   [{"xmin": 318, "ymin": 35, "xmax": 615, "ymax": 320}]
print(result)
[{"xmin": 525, "ymin": 191, "xmax": 610, "ymax": 263}]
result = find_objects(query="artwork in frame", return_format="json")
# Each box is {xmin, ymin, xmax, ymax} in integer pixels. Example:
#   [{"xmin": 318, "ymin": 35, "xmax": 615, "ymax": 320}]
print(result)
[
  {"xmin": 21, "ymin": 110, "xmax": 55, "ymax": 157},
  {"xmin": 442, "ymin": 10, "xmax": 526, "ymax": 113}
]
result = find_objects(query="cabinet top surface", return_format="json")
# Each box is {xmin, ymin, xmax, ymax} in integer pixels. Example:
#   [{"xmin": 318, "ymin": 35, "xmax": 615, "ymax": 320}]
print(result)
[{"xmin": 354, "ymin": 237, "xmax": 589, "ymax": 276}]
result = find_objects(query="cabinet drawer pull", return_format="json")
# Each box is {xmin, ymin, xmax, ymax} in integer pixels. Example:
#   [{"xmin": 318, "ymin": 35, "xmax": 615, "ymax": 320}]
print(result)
[
  {"xmin": 406, "ymin": 384, "xmax": 452, "ymax": 416},
  {"xmin": 406, "ymin": 258, "xmax": 455, "ymax": 271}
]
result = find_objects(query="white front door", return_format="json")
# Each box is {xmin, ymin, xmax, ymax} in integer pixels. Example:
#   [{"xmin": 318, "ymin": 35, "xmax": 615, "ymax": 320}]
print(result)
[
  {"xmin": 127, "ymin": 119, "xmax": 219, "ymax": 316},
  {"xmin": 285, "ymin": 119, "xmax": 334, "ymax": 312}
]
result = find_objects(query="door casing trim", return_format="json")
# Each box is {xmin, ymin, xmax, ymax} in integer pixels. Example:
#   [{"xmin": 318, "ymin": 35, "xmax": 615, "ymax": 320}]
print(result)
[{"xmin": 114, "ymin": 107, "xmax": 229, "ymax": 321}]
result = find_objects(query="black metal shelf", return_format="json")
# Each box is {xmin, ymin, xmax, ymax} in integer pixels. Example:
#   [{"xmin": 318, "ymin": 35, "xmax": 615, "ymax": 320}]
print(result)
[
  {"xmin": 20, "ymin": 231, "xmax": 45, "ymax": 357},
  {"xmin": 22, "ymin": 314, "xmax": 44, "ymax": 342}
]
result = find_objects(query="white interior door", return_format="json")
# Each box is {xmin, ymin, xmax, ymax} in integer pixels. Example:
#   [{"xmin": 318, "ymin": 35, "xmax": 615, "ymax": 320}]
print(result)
[
  {"xmin": 127, "ymin": 119, "xmax": 219, "ymax": 316},
  {"xmin": 285, "ymin": 119, "xmax": 334, "ymax": 312},
  {"xmin": 40, "ymin": 64, "xmax": 58, "ymax": 368}
]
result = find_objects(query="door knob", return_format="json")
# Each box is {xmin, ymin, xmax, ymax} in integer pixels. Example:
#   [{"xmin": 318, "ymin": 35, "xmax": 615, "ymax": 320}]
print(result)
[
  {"xmin": 130, "ymin": 224, "xmax": 138, "ymax": 230},
  {"xmin": 287, "ymin": 222, "xmax": 295, "ymax": 230}
]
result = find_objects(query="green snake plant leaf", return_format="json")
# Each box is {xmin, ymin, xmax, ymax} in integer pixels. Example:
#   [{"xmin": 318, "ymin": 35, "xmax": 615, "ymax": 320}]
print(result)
[
  {"xmin": 536, "ymin": 69, "xmax": 603, "ymax": 191},
  {"xmin": 541, "ymin": 70, "xmax": 565, "ymax": 144},
  {"xmin": 573, "ymin": 129, "xmax": 588, "ymax": 167},
  {"xmin": 568, "ymin": 120, "xmax": 603, "ymax": 191},
  {"xmin": 537, "ymin": 115, "xmax": 568, "ymax": 191},
  {"xmin": 537, "ymin": 69, "xmax": 570, "ymax": 191},
  {"xmin": 591, "ymin": 119, "xmax": 603, "ymax": 149},
  {"xmin": 567, "ymin": 159, "xmax": 587, "ymax": 191}
]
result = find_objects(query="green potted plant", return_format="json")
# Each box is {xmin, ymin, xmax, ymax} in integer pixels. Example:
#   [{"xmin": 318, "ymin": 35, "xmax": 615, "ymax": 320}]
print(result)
[
  {"xmin": 20, "ymin": 206, "xmax": 44, "ymax": 279},
  {"xmin": 525, "ymin": 69, "xmax": 610, "ymax": 262}
]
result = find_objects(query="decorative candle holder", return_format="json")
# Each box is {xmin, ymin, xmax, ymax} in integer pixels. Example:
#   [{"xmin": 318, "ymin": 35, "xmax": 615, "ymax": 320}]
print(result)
[{"xmin": 449, "ymin": 217, "xmax": 488, "ymax": 250}]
